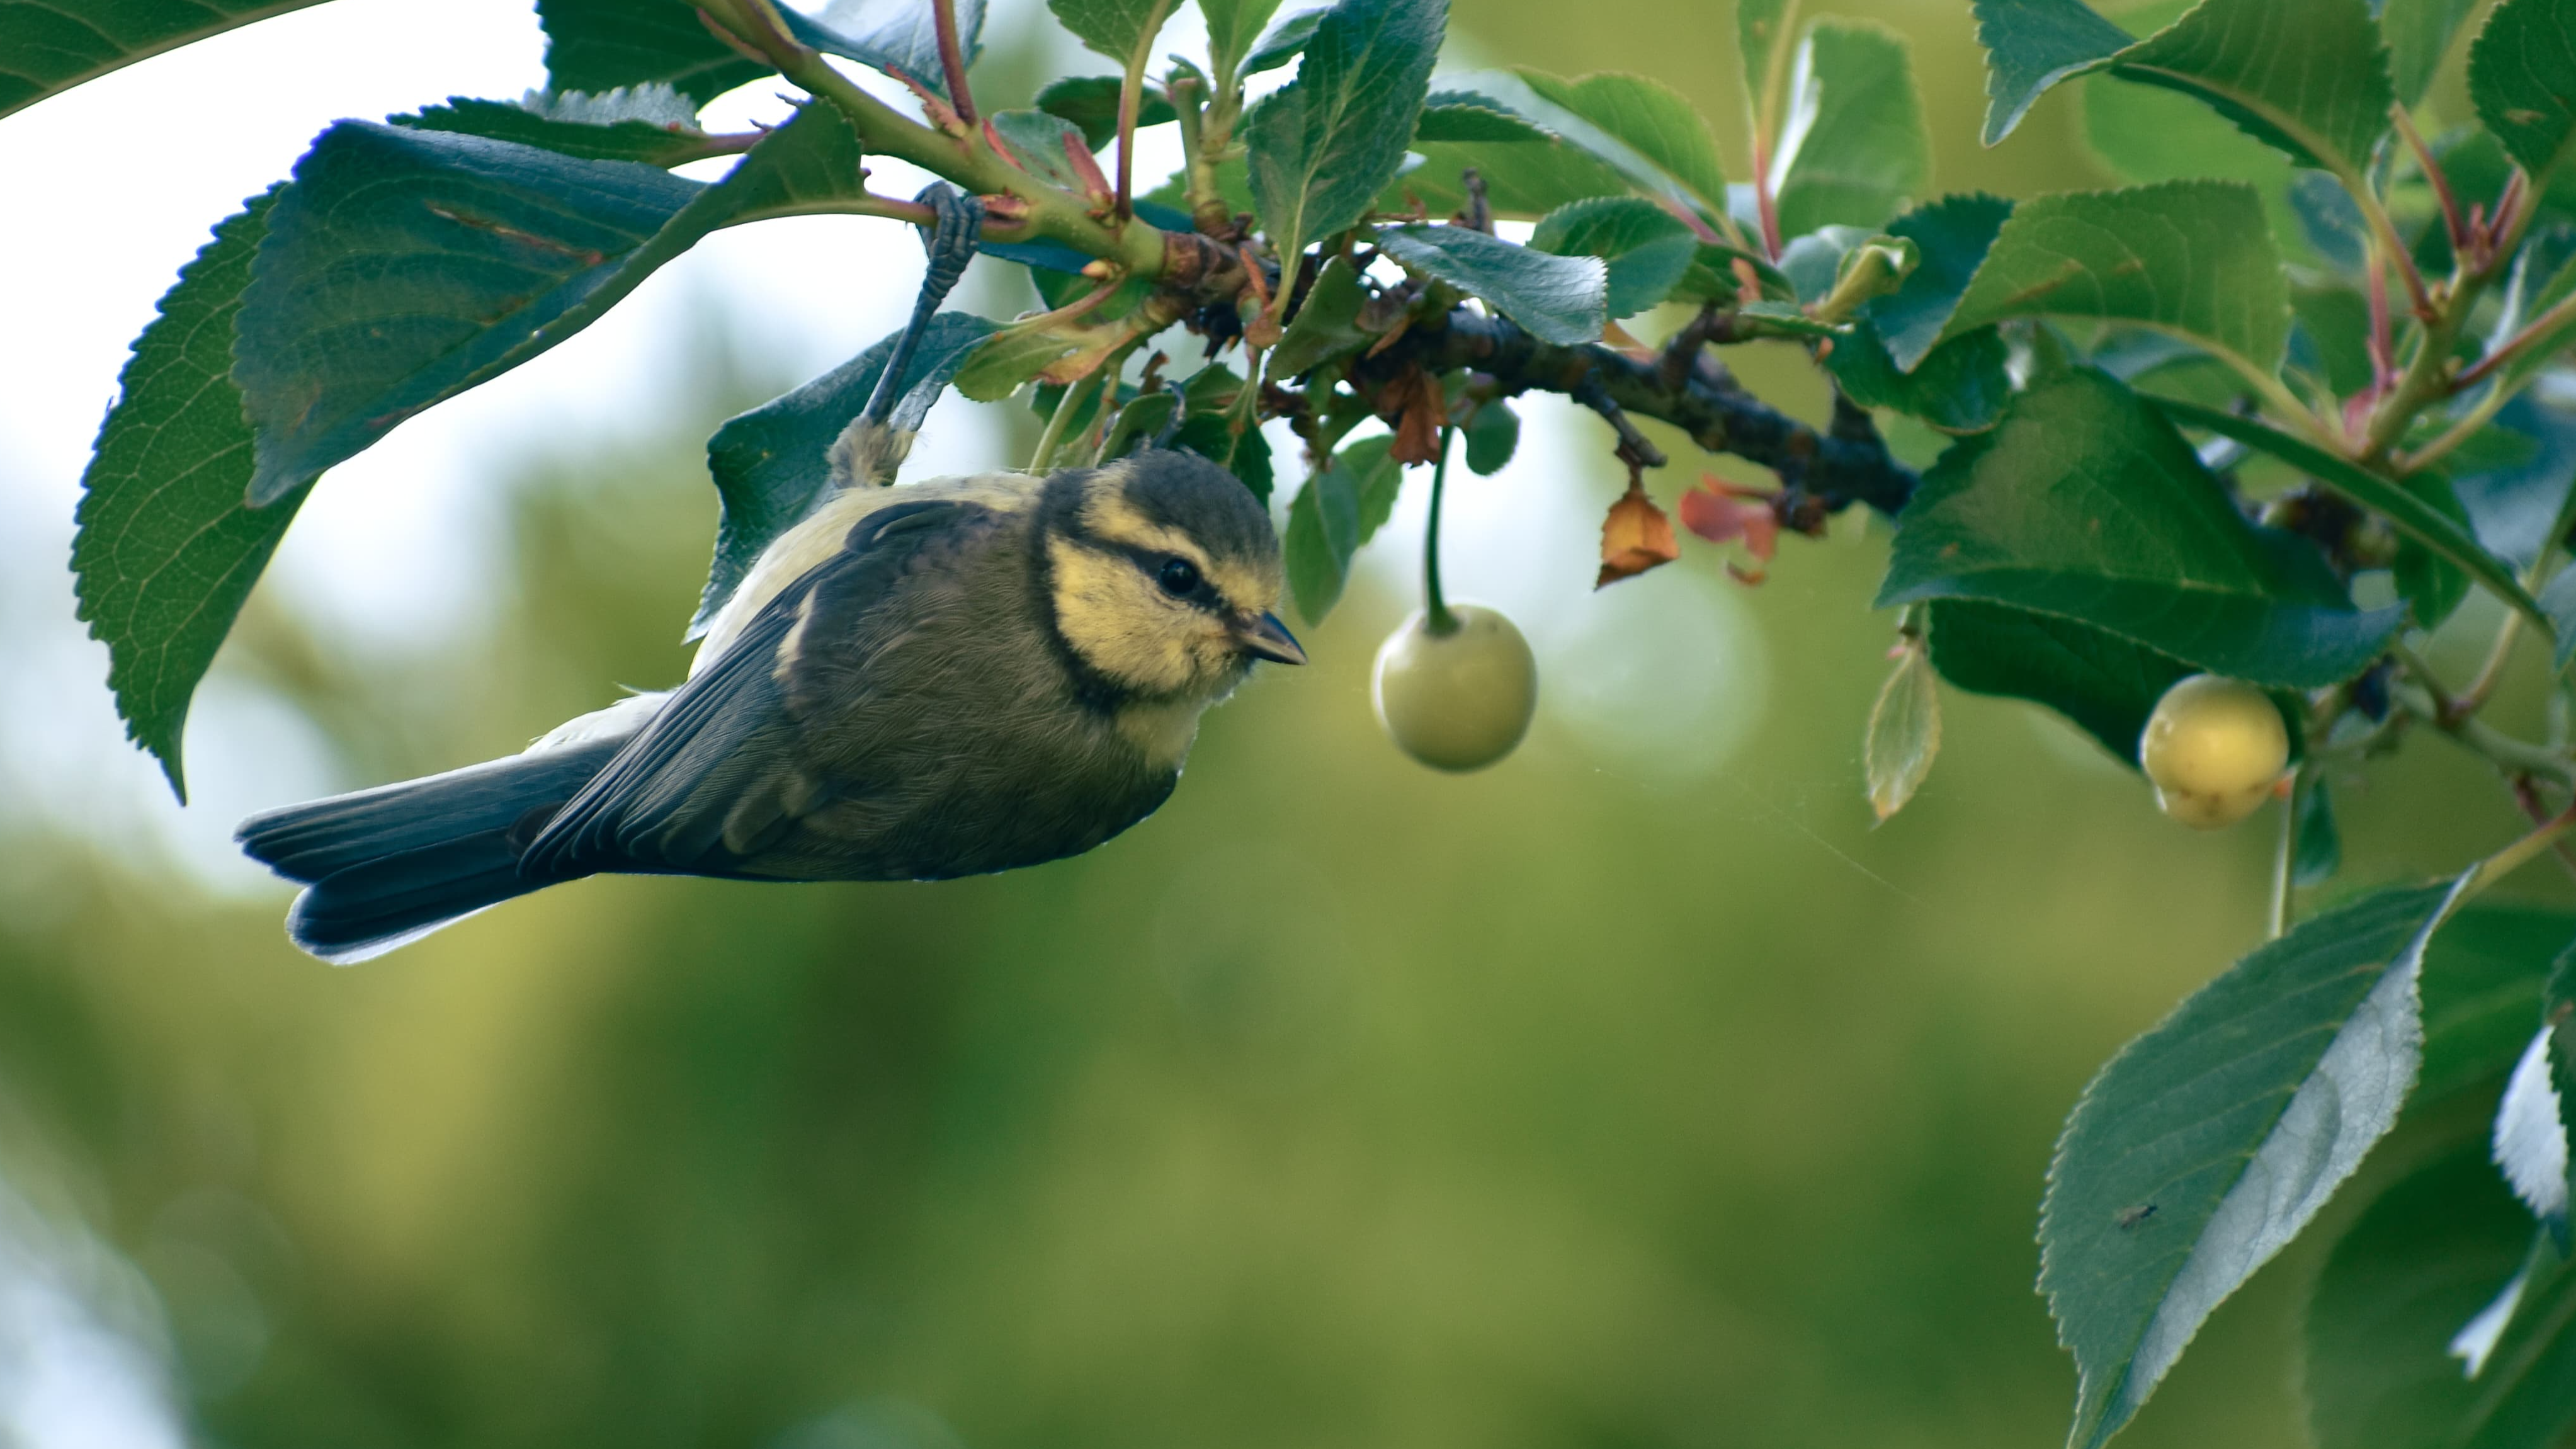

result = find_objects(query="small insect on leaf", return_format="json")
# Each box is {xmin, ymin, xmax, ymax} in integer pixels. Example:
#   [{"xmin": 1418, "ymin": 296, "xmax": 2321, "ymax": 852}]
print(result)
[
  {"xmin": 2116, "ymin": 1203, "xmax": 2157, "ymax": 1230},
  {"xmin": 1864, "ymin": 632, "xmax": 1941, "ymax": 824},
  {"xmin": 1596, "ymin": 477, "xmax": 1677, "ymax": 587}
]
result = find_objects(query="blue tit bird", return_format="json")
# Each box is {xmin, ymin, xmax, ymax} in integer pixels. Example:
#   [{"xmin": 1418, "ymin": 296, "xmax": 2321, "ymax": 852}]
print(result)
[{"xmin": 236, "ymin": 445, "xmax": 1305, "ymax": 962}]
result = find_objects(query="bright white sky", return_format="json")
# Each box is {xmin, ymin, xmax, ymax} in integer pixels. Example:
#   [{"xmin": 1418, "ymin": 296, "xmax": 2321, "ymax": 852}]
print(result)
[{"xmin": 0, "ymin": 0, "xmax": 1769, "ymax": 899}]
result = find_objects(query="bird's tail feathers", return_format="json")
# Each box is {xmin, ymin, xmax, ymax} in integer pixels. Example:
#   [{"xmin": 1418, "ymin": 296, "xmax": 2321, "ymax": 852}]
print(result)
[{"xmin": 238, "ymin": 739, "xmax": 623, "ymax": 962}]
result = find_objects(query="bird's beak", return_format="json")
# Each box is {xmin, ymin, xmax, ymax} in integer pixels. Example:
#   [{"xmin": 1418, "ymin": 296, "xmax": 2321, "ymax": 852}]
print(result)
[{"xmin": 1235, "ymin": 611, "xmax": 1308, "ymax": 665}]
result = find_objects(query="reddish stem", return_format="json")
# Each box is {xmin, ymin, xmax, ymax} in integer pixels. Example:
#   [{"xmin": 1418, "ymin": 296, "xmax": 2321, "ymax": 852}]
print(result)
[{"xmin": 932, "ymin": 0, "xmax": 976, "ymax": 125}]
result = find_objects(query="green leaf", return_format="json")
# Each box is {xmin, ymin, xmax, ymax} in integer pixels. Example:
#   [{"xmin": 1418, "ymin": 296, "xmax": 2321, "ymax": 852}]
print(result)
[
  {"xmin": 2470, "ymin": 0, "xmax": 2576, "ymax": 181},
  {"xmin": 1936, "ymin": 181, "xmax": 2291, "ymax": 385},
  {"xmin": 1035, "ymin": 76, "xmax": 1176, "ymax": 150},
  {"xmin": 1971, "ymin": 0, "xmax": 2133, "ymax": 145},
  {"xmin": 1098, "ymin": 390, "xmax": 1180, "ymax": 462},
  {"xmin": 2303, "ymin": 1145, "xmax": 2538, "ymax": 1449},
  {"xmin": 1869, "ymin": 191, "xmax": 2013, "ymax": 372},
  {"xmin": 2543, "ymin": 565, "xmax": 2576, "ymax": 673},
  {"xmin": 1285, "ymin": 434, "xmax": 1400, "ymax": 621},
  {"xmin": 2380, "ymin": 0, "xmax": 2480, "ymax": 106},
  {"xmin": 2042, "ymin": 875, "xmax": 2475, "ymax": 1449},
  {"xmin": 1377, "ymin": 225, "xmax": 1607, "ymax": 345},
  {"xmin": 1864, "ymin": 635, "xmax": 1941, "ymax": 822},
  {"xmin": 0, "ymin": 0, "xmax": 329, "ymax": 120},
  {"xmin": 953, "ymin": 319, "xmax": 1086, "ymax": 401},
  {"xmin": 779, "ymin": 0, "xmax": 989, "ymax": 102},
  {"xmin": 2292, "ymin": 771, "xmax": 2340, "ymax": 887},
  {"xmin": 1737, "ymin": 0, "xmax": 1799, "ymax": 142},
  {"xmin": 986, "ymin": 108, "xmax": 1104, "ymax": 193},
  {"xmin": 1464, "ymin": 397, "xmax": 1519, "ymax": 475},
  {"xmin": 1243, "ymin": 0, "xmax": 1444, "ymax": 263},
  {"xmin": 235, "ymin": 103, "xmax": 872, "ymax": 504},
  {"xmin": 2394, "ymin": 473, "xmax": 2475, "ymax": 629},
  {"xmin": 538, "ymin": 0, "xmax": 772, "ymax": 104},
  {"xmin": 695, "ymin": 312, "xmax": 1001, "ymax": 635},
  {"xmin": 1829, "ymin": 319, "xmax": 2011, "ymax": 433},
  {"xmin": 2109, "ymin": 0, "xmax": 2395, "ymax": 181},
  {"xmin": 1269, "ymin": 254, "xmax": 1371, "ymax": 375},
  {"xmin": 2421, "ymin": 904, "xmax": 2576, "ymax": 1105},
  {"xmin": 1880, "ymin": 371, "xmax": 2398, "ymax": 688},
  {"xmin": 1050, "ymin": 0, "xmax": 1176, "ymax": 64},
  {"xmin": 1200, "ymin": 0, "xmax": 1284, "ymax": 73},
  {"xmin": 2082, "ymin": 65, "xmax": 2308, "ymax": 261},
  {"xmin": 1240, "ymin": 6, "xmax": 1320, "ymax": 76},
  {"xmin": 1925, "ymin": 599, "xmax": 2194, "ymax": 763},
  {"xmin": 1416, "ymin": 94, "xmax": 1549, "ymax": 143},
  {"xmin": 1774, "ymin": 21, "xmax": 1931, "ymax": 238},
  {"xmin": 1388, "ymin": 135, "xmax": 1633, "ymax": 220},
  {"xmin": 2489, "ymin": 249, "xmax": 2576, "ymax": 396},
  {"xmin": 73, "ymin": 189, "xmax": 304, "ymax": 800},
  {"xmin": 2155, "ymin": 399, "xmax": 2553, "ymax": 635},
  {"xmin": 1509, "ymin": 68, "xmax": 1729, "ymax": 217},
  {"xmin": 1529, "ymin": 196, "xmax": 1697, "ymax": 317},
  {"xmin": 392, "ymin": 89, "xmax": 726, "ymax": 168}
]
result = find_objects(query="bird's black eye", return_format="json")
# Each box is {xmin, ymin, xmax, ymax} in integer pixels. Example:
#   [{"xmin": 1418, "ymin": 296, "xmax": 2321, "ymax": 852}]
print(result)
[{"xmin": 1157, "ymin": 557, "xmax": 1202, "ymax": 597}]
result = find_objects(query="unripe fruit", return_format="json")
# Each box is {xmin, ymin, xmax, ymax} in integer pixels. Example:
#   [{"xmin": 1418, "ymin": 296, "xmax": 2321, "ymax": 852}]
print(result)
[
  {"xmin": 1373, "ymin": 605, "xmax": 1538, "ymax": 771},
  {"xmin": 2139, "ymin": 674, "xmax": 2289, "ymax": 829}
]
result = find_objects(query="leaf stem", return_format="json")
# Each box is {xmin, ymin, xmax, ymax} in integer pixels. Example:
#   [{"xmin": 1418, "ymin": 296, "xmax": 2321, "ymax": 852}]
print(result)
[
  {"xmin": 2463, "ymin": 800, "xmax": 2576, "ymax": 901},
  {"xmin": 1030, "ymin": 368, "xmax": 1099, "ymax": 471},
  {"xmin": 697, "ymin": 0, "xmax": 1166, "ymax": 276},
  {"xmin": 1424, "ymin": 421, "xmax": 1458, "ymax": 634},
  {"xmin": 2270, "ymin": 766, "xmax": 2300, "ymax": 939},
  {"xmin": 2390, "ymin": 103, "xmax": 2466, "ymax": 258},
  {"xmin": 932, "ymin": 0, "xmax": 977, "ymax": 125}
]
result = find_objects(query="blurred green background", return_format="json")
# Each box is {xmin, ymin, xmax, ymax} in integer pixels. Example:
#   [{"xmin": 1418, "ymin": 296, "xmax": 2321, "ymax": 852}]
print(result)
[{"xmin": 3, "ymin": 1, "xmax": 2568, "ymax": 1446}]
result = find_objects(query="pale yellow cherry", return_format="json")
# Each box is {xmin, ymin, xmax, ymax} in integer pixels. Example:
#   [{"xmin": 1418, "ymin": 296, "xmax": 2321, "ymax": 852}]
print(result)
[
  {"xmin": 2138, "ymin": 674, "xmax": 2290, "ymax": 829},
  {"xmin": 1372, "ymin": 605, "xmax": 1538, "ymax": 771}
]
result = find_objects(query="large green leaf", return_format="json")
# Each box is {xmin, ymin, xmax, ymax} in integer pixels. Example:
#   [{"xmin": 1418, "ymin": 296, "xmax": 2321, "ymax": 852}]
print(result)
[
  {"xmin": 537, "ymin": 0, "xmax": 771, "ymax": 104},
  {"xmin": 1528, "ymin": 196, "xmax": 1696, "ymax": 318},
  {"xmin": 1829, "ymin": 320, "xmax": 2011, "ymax": 433},
  {"xmin": 2155, "ymin": 399, "xmax": 2551, "ymax": 634},
  {"xmin": 392, "ymin": 89, "xmax": 729, "ymax": 168},
  {"xmin": 1284, "ymin": 435, "xmax": 1401, "ymax": 622},
  {"xmin": 1050, "ymin": 0, "xmax": 1176, "ymax": 64},
  {"xmin": 1935, "ymin": 181, "xmax": 2291, "ymax": 385},
  {"xmin": 1774, "ymin": 21, "xmax": 1930, "ymax": 239},
  {"xmin": 1880, "ymin": 370, "xmax": 2397, "ymax": 688},
  {"xmin": 1268, "ymin": 254, "xmax": 1371, "ymax": 376},
  {"xmin": 1509, "ymin": 68, "xmax": 1728, "ymax": 218},
  {"xmin": 2380, "ymin": 0, "xmax": 2480, "ymax": 106},
  {"xmin": 1972, "ymin": 0, "xmax": 2133, "ymax": 144},
  {"xmin": 236, "ymin": 103, "xmax": 871, "ymax": 505},
  {"xmin": 73, "ymin": 189, "xmax": 302, "ymax": 799},
  {"xmin": 2109, "ymin": 0, "xmax": 2395, "ymax": 181},
  {"xmin": 2469, "ymin": 0, "xmax": 2576, "ymax": 181},
  {"xmin": 2420, "ymin": 905, "xmax": 2576, "ymax": 1105},
  {"xmin": 1870, "ymin": 192, "xmax": 2013, "ymax": 372},
  {"xmin": 2303, "ymin": 1145, "xmax": 2539, "ymax": 1449},
  {"xmin": 985, "ymin": 108, "xmax": 1103, "ymax": 193},
  {"xmin": 1034, "ymin": 74, "xmax": 1176, "ymax": 150},
  {"xmin": 2082, "ymin": 64, "xmax": 2309, "ymax": 262},
  {"xmin": 1738, "ymin": 0, "xmax": 1800, "ymax": 142},
  {"xmin": 2042, "ymin": 876, "xmax": 2475, "ymax": 1449},
  {"xmin": 1376, "ymin": 225, "xmax": 1608, "ymax": 345},
  {"xmin": 0, "ymin": 0, "xmax": 327, "ymax": 120},
  {"xmin": 1388, "ymin": 128, "xmax": 1635, "ymax": 220},
  {"xmin": 1243, "ymin": 0, "xmax": 1443, "ymax": 262},
  {"xmin": 695, "ymin": 312, "xmax": 1001, "ymax": 635},
  {"xmin": 1924, "ymin": 600, "xmax": 2194, "ymax": 762}
]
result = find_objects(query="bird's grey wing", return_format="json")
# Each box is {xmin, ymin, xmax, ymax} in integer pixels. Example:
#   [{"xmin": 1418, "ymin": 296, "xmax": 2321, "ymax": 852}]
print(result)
[{"xmin": 518, "ymin": 497, "xmax": 982, "ymax": 877}]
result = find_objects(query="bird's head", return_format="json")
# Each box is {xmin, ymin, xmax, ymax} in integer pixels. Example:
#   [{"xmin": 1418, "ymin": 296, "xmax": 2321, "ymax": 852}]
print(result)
[{"xmin": 1039, "ymin": 450, "xmax": 1305, "ymax": 703}]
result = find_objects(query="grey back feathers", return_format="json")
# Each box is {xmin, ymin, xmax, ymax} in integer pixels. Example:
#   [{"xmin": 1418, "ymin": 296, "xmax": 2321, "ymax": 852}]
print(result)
[{"xmin": 237, "ymin": 450, "xmax": 1286, "ymax": 963}]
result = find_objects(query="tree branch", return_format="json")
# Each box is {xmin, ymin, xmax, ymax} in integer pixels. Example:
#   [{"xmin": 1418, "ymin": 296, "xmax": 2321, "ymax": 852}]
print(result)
[{"xmin": 1354, "ymin": 309, "xmax": 1921, "ymax": 516}]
